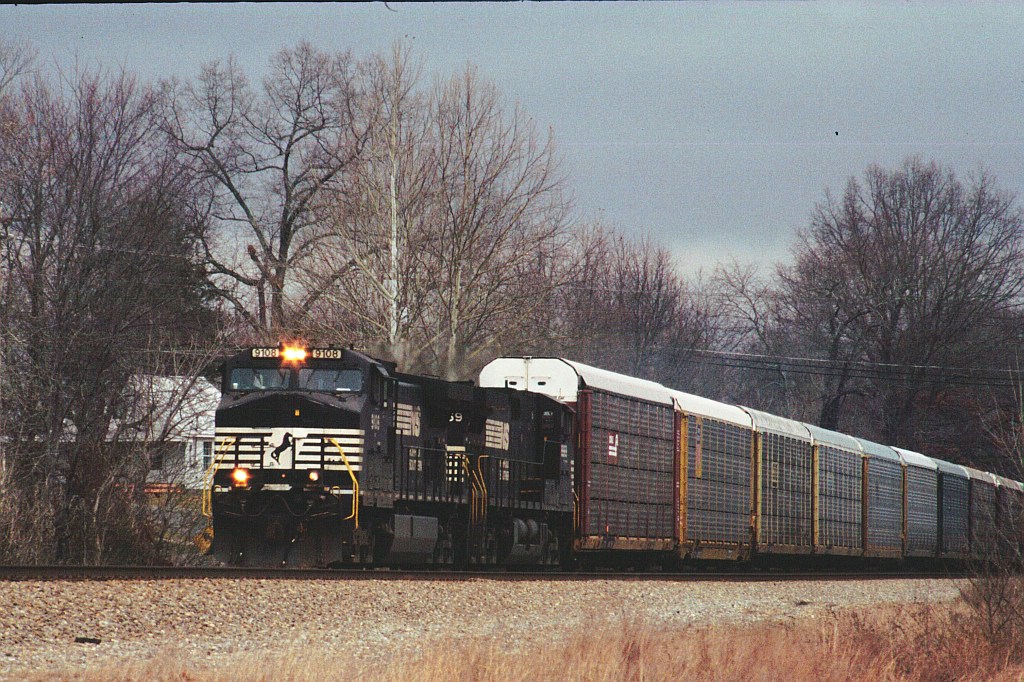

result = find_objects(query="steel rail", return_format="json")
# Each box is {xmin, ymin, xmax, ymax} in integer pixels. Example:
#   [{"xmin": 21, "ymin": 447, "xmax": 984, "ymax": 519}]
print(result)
[{"xmin": 0, "ymin": 565, "xmax": 967, "ymax": 582}]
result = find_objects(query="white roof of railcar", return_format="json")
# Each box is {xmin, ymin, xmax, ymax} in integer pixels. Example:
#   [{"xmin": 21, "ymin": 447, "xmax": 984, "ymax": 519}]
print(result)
[
  {"xmin": 740, "ymin": 407, "xmax": 811, "ymax": 441},
  {"xmin": 933, "ymin": 459, "xmax": 969, "ymax": 478},
  {"xmin": 855, "ymin": 438, "xmax": 902, "ymax": 463},
  {"xmin": 479, "ymin": 357, "xmax": 674, "ymax": 405},
  {"xmin": 963, "ymin": 466, "xmax": 998, "ymax": 485},
  {"xmin": 479, "ymin": 358, "xmax": 756, "ymax": 427},
  {"xmin": 567, "ymin": 360, "xmax": 675, "ymax": 404},
  {"xmin": 803, "ymin": 424, "xmax": 862, "ymax": 452},
  {"xmin": 669, "ymin": 390, "xmax": 752, "ymax": 428},
  {"xmin": 892, "ymin": 447, "xmax": 938, "ymax": 471},
  {"xmin": 993, "ymin": 475, "xmax": 1024, "ymax": 491}
]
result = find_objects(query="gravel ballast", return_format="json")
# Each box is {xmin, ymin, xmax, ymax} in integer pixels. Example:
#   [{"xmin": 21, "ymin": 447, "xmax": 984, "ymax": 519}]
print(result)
[{"xmin": 0, "ymin": 577, "xmax": 962, "ymax": 678}]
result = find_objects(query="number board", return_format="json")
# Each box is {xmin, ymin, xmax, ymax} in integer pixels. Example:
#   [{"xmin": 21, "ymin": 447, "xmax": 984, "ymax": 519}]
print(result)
[{"xmin": 250, "ymin": 347, "xmax": 344, "ymax": 360}]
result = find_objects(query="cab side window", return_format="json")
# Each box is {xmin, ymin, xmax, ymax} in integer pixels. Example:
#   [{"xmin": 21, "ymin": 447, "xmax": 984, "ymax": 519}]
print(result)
[{"xmin": 369, "ymin": 368, "xmax": 393, "ymax": 406}]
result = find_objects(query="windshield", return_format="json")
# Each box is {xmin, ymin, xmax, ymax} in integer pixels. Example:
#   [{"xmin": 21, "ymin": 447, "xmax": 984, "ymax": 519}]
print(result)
[
  {"xmin": 298, "ymin": 368, "xmax": 363, "ymax": 393},
  {"xmin": 229, "ymin": 368, "xmax": 290, "ymax": 391}
]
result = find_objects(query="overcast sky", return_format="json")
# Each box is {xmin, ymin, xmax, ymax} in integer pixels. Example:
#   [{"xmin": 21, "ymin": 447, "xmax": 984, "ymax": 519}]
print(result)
[{"xmin": 4, "ymin": 3, "xmax": 1023, "ymax": 273}]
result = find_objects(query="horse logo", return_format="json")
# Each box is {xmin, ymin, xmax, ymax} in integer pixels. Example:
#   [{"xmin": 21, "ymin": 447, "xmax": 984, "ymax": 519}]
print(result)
[
  {"xmin": 263, "ymin": 430, "xmax": 302, "ymax": 469},
  {"xmin": 270, "ymin": 433, "xmax": 294, "ymax": 463}
]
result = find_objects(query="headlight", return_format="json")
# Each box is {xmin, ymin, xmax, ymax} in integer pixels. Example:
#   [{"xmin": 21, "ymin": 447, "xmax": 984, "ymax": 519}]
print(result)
[
  {"xmin": 231, "ymin": 468, "xmax": 250, "ymax": 486},
  {"xmin": 308, "ymin": 470, "xmax": 320, "ymax": 482},
  {"xmin": 282, "ymin": 344, "xmax": 308, "ymax": 363}
]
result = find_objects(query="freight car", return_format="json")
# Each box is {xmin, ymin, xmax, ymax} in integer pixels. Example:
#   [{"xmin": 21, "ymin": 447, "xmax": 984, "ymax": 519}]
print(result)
[
  {"xmin": 207, "ymin": 348, "xmax": 1023, "ymax": 569},
  {"xmin": 479, "ymin": 357, "xmax": 1024, "ymax": 568}
]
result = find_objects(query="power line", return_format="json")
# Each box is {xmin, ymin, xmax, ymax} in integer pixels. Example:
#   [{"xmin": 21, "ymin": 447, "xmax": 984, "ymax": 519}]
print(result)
[
  {"xmin": 689, "ymin": 356, "xmax": 1018, "ymax": 390},
  {"xmin": 0, "ymin": 232, "xmax": 195, "ymax": 260},
  {"xmin": 570, "ymin": 342, "xmax": 1024, "ymax": 389},
  {"xmin": 689, "ymin": 347, "xmax": 1021, "ymax": 379}
]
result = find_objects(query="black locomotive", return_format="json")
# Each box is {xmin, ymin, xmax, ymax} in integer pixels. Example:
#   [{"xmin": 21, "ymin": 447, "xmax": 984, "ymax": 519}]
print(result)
[{"xmin": 211, "ymin": 345, "xmax": 574, "ymax": 567}]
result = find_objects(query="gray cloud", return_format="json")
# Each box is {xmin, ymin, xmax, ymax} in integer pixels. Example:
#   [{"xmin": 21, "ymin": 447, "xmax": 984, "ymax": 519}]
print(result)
[{"xmin": 5, "ymin": 3, "xmax": 1022, "ymax": 273}]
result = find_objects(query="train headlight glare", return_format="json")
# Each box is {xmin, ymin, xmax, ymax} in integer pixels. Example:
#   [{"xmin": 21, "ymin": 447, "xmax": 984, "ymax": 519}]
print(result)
[
  {"xmin": 231, "ymin": 468, "xmax": 250, "ymax": 486},
  {"xmin": 282, "ymin": 345, "xmax": 308, "ymax": 363},
  {"xmin": 308, "ymin": 470, "xmax": 320, "ymax": 482}
]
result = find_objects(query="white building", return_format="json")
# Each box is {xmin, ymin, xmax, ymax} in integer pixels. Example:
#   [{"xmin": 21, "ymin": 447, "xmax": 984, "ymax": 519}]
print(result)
[{"xmin": 108, "ymin": 375, "xmax": 221, "ymax": 491}]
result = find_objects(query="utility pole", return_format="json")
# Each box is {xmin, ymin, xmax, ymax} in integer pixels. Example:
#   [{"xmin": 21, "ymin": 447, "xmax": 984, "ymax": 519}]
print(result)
[
  {"xmin": 0, "ymin": 200, "xmax": 8, "ymax": 483},
  {"xmin": 389, "ymin": 161, "xmax": 398, "ymax": 351}
]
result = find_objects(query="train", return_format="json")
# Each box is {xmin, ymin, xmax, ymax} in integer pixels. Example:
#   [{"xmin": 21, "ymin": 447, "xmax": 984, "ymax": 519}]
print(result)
[{"xmin": 207, "ymin": 345, "xmax": 1024, "ymax": 569}]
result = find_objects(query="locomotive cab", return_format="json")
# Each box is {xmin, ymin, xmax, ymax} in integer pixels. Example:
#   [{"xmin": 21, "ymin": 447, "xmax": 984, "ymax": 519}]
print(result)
[{"xmin": 210, "ymin": 345, "xmax": 393, "ymax": 567}]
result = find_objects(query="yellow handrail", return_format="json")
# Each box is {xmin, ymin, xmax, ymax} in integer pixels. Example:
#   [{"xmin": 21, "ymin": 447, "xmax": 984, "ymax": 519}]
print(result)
[
  {"xmin": 460, "ymin": 454, "xmax": 489, "ymax": 526},
  {"xmin": 201, "ymin": 437, "xmax": 236, "ymax": 518},
  {"xmin": 474, "ymin": 455, "xmax": 490, "ymax": 525},
  {"xmin": 328, "ymin": 437, "xmax": 359, "ymax": 529},
  {"xmin": 573, "ymin": 489, "xmax": 580, "ymax": 531},
  {"xmin": 460, "ymin": 455, "xmax": 479, "ymax": 523}
]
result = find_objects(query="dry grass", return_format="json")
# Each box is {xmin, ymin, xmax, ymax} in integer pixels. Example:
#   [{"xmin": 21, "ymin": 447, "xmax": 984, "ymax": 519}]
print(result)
[{"xmin": 32, "ymin": 581, "xmax": 1024, "ymax": 682}]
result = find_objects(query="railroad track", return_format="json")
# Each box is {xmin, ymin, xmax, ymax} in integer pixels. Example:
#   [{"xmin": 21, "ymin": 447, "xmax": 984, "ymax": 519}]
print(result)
[{"xmin": 0, "ymin": 565, "xmax": 966, "ymax": 582}]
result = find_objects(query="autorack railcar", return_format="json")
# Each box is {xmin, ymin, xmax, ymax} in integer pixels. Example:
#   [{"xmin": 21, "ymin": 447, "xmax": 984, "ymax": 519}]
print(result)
[
  {"xmin": 965, "ymin": 467, "xmax": 999, "ymax": 558},
  {"xmin": 674, "ymin": 391, "xmax": 753, "ymax": 561},
  {"xmin": 804, "ymin": 424, "xmax": 863, "ymax": 557},
  {"xmin": 893, "ymin": 447, "xmax": 939, "ymax": 558}
]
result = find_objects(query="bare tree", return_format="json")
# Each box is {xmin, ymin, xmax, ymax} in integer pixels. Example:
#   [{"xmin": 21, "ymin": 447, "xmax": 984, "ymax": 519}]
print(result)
[
  {"xmin": 161, "ymin": 42, "xmax": 370, "ymax": 335},
  {"xmin": 422, "ymin": 65, "xmax": 571, "ymax": 379},
  {"xmin": 304, "ymin": 57, "xmax": 572, "ymax": 379},
  {"xmin": 552, "ymin": 224, "xmax": 719, "ymax": 389},
  {"xmin": 771, "ymin": 246, "xmax": 871, "ymax": 429},
  {"xmin": 608, "ymin": 235, "xmax": 683, "ymax": 376},
  {"xmin": 724, "ymin": 159, "xmax": 1024, "ymax": 448},
  {"xmin": 0, "ymin": 66, "xmax": 213, "ymax": 563},
  {"xmin": 548, "ymin": 223, "xmax": 617, "ymax": 361},
  {"xmin": 0, "ymin": 38, "xmax": 35, "ymax": 96},
  {"xmin": 300, "ymin": 44, "xmax": 435, "ymax": 366},
  {"xmin": 0, "ymin": 38, "xmax": 36, "ymax": 530},
  {"xmin": 808, "ymin": 160, "xmax": 1024, "ymax": 445},
  {"xmin": 706, "ymin": 259, "xmax": 810, "ymax": 414},
  {"xmin": 108, "ymin": 352, "xmax": 223, "ymax": 566}
]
